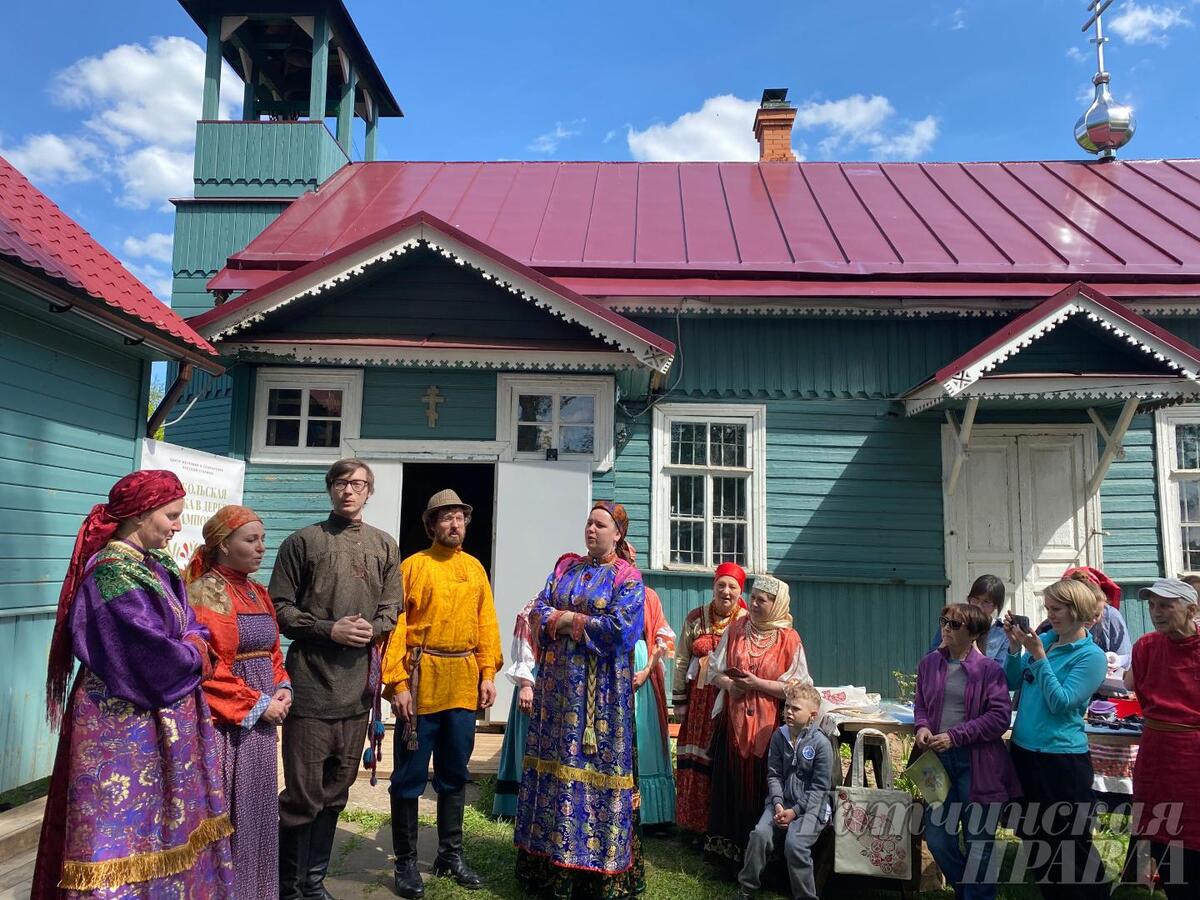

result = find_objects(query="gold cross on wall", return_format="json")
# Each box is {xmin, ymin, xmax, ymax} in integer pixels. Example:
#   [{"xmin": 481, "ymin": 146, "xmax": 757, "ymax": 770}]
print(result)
[{"xmin": 423, "ymin": 386, "xmax": 444, "ymax": 428}]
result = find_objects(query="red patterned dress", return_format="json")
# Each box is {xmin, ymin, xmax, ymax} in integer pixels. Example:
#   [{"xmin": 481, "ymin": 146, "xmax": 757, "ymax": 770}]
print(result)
[{"xmin": 672, "ymin": 602, "xmax": 745, "ymax": 833}]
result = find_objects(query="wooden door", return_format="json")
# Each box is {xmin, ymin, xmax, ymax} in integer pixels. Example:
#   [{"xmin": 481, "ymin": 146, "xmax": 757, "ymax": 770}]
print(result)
[
  {"xmin": 944, "ymin": 426, "xmax": 1099, "ymax": 620},
  {"xmin": 1017, "ymin": 433, "xmax": 1092, "ymax": 617}
]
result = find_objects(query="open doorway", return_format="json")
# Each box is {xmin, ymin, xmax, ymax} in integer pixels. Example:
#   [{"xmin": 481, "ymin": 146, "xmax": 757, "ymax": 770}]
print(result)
[{"xmin": 399, "ymin": 462, "xmax": 496, "ymax": 576}]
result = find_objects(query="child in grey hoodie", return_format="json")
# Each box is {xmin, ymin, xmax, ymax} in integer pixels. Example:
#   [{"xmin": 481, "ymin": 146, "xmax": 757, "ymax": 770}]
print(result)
[{"xmin": 736, "ymin": 682, "xmax": 833, "ymax": 900}]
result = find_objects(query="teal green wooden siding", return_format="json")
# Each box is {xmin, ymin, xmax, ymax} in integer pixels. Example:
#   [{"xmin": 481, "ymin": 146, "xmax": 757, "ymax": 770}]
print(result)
[
  {"xmin": 174, "ymin": 201, "xmax": 292, "ymax": 279},
  {"xmin": 243, "ymin": 464, "xmax": 330, "ymax": 579},
  {"xmin": 193, "ymin": 121, "xmax": 348, "ymax": 199},
  {"xmin": 637, "ymin": 315, "xmax": 999, "ymax": 398},
  {"xmin": 163, "ymin": 370, "xmax": 234, "ymax": 455},
  {"xmin": 362, "ymin": 369, "xmax": 496, "ymax": 441},
  {"xmin": 171, "ymin": 200, "xmax": 289, "ymax": 319},
  {"xmin": 0, "ymin": 292, "xmax": 143, "ymax": 791}
]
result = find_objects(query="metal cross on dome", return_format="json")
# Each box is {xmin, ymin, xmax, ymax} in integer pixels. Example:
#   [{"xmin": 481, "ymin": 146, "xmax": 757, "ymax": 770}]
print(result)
[{"xmin": 1074, "ymin": 0, "xmax": 1136, "ymax": 159}]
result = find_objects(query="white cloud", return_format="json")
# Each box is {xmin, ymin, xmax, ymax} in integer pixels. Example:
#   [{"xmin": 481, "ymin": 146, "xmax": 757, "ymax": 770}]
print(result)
[
  {"xmin": 627, "ymin": 92, "xmax": 937, "ymax": 163},
  {"xmin": 951, "ymin": 8, "xmax": 967, "ymax": 30},
  {"xmin": 0, "ymin": 132, "xmax": 101, "ymax": 184},
  {"xmin": 117, "ymin": 146, "xmax": 193, "ymax": 210},
  {"xmin": 627, "ymin": 95, "xmax": 762, "ymax": 162},
  {"xmin": 53, "ymin": 37, "xmax": 240, "ymax": 149},
  {"xmin": 529, "ymin": 119, "xmax": 585, "ymax": 154},
  {"xmin": 2, "ymin": 37, "xmax": 239, "ymax": 208},
  {"xmin": 1108, "ymin": 4, "xmax": 1191, "ymax": 45},
  {"xmin": 1066, "ymin": 46, "xmax": 1088, "ymax": 62},
  {"xmin": 123, "ymin": 231, "xmax": 174, "ymax": 264},
  {"xmin": 795, "ymin": 94, "xmax": 938, "ymax": 160}
]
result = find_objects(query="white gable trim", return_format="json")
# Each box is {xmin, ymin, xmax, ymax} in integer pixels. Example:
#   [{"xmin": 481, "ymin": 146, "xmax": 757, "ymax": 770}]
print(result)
[
  {"xmin": 903, "ymin": 292, "xmax": 1200, "ymax": 415},
  {"xmin": 202, "ymin": 224, "xmax": 674, "ymax": 373},
  {"xmin": 221, "ymin": 340, "xmax": 640, "ymax": 372}
]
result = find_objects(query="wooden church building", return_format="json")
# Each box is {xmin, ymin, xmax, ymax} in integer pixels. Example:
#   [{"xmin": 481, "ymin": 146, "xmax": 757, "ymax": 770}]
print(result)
[{"xmin": 165, "ymin": 0, "xmax": 1200, "ymax": 712}]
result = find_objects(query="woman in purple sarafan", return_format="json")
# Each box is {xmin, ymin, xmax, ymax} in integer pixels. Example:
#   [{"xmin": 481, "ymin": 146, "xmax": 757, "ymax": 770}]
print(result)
[{"xmin": 31, "ymin": 470, "xmax": 234, "ymax": 900}]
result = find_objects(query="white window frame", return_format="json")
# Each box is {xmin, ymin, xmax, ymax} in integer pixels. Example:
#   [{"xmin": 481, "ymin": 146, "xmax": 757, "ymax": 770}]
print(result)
[
  {"xmin": 1155, "ymin": 406, "xmax": 1200, "ymax": 577},
  {"xmin": 251, "ymin": 367, "xmax": 363, "ymax": 464},
  {"xmin": 496, "ymin": 374, "xmax": 615, "ymax": 472},
  {"xmin": 651, "ymin": 403, "xmax": 767, "ymax": 573}
]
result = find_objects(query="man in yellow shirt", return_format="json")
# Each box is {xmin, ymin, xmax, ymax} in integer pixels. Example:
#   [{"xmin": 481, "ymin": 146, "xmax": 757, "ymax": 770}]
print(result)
[{"xmin": 383, "ymin": 489, "xmax": 502, "ymax": 897}]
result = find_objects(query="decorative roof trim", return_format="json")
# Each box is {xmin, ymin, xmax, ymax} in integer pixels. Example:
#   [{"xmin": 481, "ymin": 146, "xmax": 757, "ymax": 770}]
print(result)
[
  {"xmin": 195, "ymin": 216, "xmax": 674, "ymax": 374},
  {"xmin": 607, "ymin": 296, "xmax": 1200, "ymax": 318},
  {"xmin": 607, "ymin": 298, "xmax": 1019, "ymax": 317},
  {"xmin": 220, "ymin": 340, "xmax": 642, "ymax": 373},
  {"xmin": 900, "ymin": 283, "xmax": 1200, "ymax": 415},
  {"xmin": 904, "ymin": 375, "xmax": 1200, "ymax": 415}
]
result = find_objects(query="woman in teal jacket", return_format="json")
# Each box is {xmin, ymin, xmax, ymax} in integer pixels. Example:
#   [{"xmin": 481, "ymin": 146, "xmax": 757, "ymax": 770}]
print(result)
[{"xmin": 1003, "ymin": 578, "xmax": 1108, "ymax": 899}]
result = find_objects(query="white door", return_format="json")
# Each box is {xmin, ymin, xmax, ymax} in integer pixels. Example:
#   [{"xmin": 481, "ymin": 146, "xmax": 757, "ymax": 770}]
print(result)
[
  {"xmin": 950, "ymin": 434, "xmax": 1023, "ymax": 613},
  {"xmin": 490, "ymin": 460, "xmax": 592, "ymax": 720},
  {"xmin": 944, "ymin": 427, "xmax": 1100, "ymax": 620},
  {"xmin": 1018, "ymin": 433, "xmax": 1092, "ymax": 614}
]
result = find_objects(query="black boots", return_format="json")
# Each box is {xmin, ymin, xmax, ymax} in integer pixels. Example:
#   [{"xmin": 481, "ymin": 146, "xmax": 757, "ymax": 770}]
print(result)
[
  {"xmin": 431, "ymin": 790, "xmax": 482, "ymax": 890},
  {"xmin": 391, "ymin": 797, "xmax": 424, "ymax": 899},
  {"xmin": 279, "ymin": 823, "xmax": 310, "ymax": 900},
  {"xmin": 303, "ymin": 808, "xmax": 341, "ymax": 900}
]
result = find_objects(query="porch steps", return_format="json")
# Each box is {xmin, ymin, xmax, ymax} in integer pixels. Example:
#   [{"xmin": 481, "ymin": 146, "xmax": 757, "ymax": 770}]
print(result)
[
  {"xmin": 0, "ymin": 797, "xmax": 41, "ymax": 900},
  {"xmin": 0, "ymin": 845, "xmax": 34, "ymax": 900},
  {"xmin": 0, "ymin": 798, "xmax": 42, "ymax": 863}
]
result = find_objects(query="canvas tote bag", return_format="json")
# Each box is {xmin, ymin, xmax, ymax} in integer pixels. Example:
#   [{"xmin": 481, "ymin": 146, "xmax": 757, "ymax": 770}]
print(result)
[{"xmin": 833, "ymin": 727, "xmax": 916, "ymax": 879}]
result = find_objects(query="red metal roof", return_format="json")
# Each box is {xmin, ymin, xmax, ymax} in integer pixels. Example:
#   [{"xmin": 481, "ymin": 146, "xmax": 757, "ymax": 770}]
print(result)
[
  {"xmin": 0, "ymin": 155, "xmax": 218, "ymax": 359},
  {"xmin": 212, "ymin": 160, "xmax": 1200, "ymax": 295}
]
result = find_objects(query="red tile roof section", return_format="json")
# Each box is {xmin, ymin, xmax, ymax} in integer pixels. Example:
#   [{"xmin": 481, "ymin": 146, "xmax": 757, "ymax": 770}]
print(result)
[
  {"xmin": 0, "ymin": 155, "xmax": 218, "ymax": 357},
  {"xmin": 213, "ymin": 160, "xmax": 1200, "ymax": 293}
]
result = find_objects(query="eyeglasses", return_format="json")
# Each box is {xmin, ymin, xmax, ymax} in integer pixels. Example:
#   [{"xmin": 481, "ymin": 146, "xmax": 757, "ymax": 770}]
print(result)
[
  {"xmin": 939, "ymin": 617, "xmax": 966, "ymax": 630},
  {"xmin": 436, "ymin": 512, "xmax": 467, "ymax": 525},
  {"xmin": 332, "ymin": 479, "xmax": 369, "ymax": 493}
]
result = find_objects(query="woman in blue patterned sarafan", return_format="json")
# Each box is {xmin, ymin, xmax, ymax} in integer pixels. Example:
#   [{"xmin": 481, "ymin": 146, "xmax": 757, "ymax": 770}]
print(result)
[{"xmin": 514, "ymin": 500, "xmax": 647, "ymax": 898}]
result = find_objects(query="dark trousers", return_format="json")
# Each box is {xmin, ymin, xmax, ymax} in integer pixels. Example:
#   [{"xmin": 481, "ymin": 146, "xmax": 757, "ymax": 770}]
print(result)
[
  {"xmin": 1009, "ymin": 744, "xmax": 1109, "ymax": 900},
  {"xmin": 279, "ymin": 713, "xmax": 370, "ymax": 828},
  {"xmin": 389, "ymin": 708, "xmax": 476, "ymax": 799},
  {"xmin": 1146, "ymin": 841, "xmax": 1200, "ymax": 900}
]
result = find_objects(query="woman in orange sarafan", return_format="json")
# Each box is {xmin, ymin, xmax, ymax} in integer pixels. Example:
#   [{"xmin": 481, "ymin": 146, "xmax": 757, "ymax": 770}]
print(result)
[{"xmin": 186, "ymin": 505, "xmax": 292, "ymax": 900}]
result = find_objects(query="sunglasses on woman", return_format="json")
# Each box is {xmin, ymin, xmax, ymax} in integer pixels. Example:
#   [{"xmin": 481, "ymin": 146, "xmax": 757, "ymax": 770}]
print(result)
[{"xmin": 938, "ymin": 616, "xmax": 966, "ymax": 630}]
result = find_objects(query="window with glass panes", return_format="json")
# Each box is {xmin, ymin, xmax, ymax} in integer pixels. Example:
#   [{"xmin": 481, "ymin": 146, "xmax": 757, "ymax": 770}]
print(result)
[
  {"xmin": 665, "ymin": 421, "xmax": 751, "ymax": 567},
  {"xmin": 1164, "ymin": 416, "xmax": 1200, "ymax": 572},
  {"xmin": 252, "ymin": 368, "xmax": 362, "ymax": 461},
  {"xmin": 515, "ymin": 393, "xmax": 595, "ymax": 456},
  {"xmin": 265, "ymin": 386, "xmax": 344, "ymax": 448}
]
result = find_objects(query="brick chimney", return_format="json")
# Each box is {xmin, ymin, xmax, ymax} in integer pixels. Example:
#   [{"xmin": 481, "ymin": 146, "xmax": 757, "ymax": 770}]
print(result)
[{"xmin": 753, "ymin": 88, "xmax": 797, "ymax": 162}]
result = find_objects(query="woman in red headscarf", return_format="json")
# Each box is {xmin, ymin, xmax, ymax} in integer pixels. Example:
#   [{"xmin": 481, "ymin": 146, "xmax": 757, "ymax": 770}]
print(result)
[
  {"xmin": 186, "ymin": 505, "xmax": 291, "ymax": 900},
  {"xmin": 32, "ymin": 471, "xmax": 234, "ymax": 899},
  {"xmin": 672, "ymin": 562, "xmax": 748, "ymax": 837}
]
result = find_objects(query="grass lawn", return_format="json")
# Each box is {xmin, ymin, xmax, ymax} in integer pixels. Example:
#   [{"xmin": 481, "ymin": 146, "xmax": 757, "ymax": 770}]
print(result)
[{"xmin": 340, "ymin": 779, "xmax": 1157, "ymax": 900}]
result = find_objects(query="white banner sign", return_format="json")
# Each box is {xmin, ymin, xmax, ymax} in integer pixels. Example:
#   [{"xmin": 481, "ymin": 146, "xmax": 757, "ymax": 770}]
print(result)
[{"xmin": 140, "ymin": 439, "xmax": 246, "ymax": 570}]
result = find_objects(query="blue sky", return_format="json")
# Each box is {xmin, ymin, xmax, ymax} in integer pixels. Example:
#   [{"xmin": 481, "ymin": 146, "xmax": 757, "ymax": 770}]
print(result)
[{"xmin": 1, "ymin": 0, "xmax": 1197, "ymax": 303}]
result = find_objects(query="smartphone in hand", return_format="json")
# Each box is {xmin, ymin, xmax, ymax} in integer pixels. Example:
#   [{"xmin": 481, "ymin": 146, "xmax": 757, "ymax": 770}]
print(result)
[{"xmin": 1009, "ymin": 614, "xmax": 1031, "ymax": 633}]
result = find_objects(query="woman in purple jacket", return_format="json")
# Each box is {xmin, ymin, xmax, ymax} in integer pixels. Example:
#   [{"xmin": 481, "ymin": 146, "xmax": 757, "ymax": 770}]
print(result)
[{"xmin": 915, "ymin": 603, "xmax": 1020, "ymax": 900}]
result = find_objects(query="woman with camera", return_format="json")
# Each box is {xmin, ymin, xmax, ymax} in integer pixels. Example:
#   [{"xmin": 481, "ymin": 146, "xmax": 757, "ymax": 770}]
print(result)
[{"xmin": 1003, "ymin": 579, "xmax": 1109, "ymax": 899}]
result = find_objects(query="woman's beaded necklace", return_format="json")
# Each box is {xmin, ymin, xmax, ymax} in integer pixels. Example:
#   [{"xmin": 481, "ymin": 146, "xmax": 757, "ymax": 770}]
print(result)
[{"xmin": 745, "ymin": 622, "xmax": 779, "ymax": 657}]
